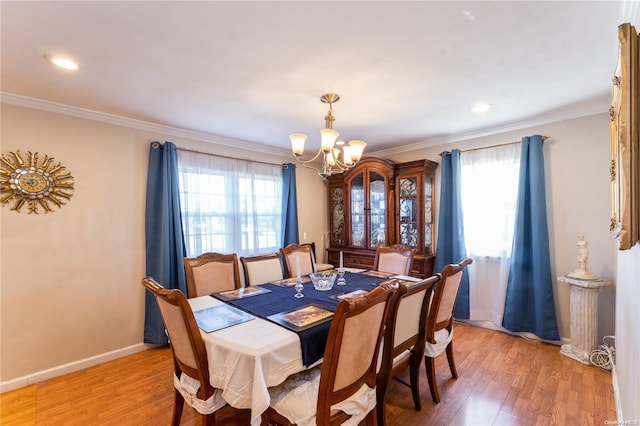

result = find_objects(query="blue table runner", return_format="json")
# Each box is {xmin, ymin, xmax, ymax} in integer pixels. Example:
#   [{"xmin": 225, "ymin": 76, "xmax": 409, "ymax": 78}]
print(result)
[{"xmin": 215, "ymin": 272, "xmax": 387, "ymax": 366}]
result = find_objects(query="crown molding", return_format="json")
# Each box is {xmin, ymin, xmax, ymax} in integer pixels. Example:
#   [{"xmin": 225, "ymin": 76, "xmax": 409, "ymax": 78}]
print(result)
[
  {"xmin": 0, "ymin": 92, "xmax": 291, "ymax": 158},
  {"xmin": 369, "ymin": 102, "xmax": 609, "ymax": 157},
  {"xmin": 3, "ymin": 91, "xmax": 609, "ymax": 160}
]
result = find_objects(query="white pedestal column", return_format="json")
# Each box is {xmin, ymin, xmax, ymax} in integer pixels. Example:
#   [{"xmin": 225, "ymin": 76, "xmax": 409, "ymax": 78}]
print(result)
[{"xmin": 558, "ymin": 276, "xmax": 612, "ymax": 365}]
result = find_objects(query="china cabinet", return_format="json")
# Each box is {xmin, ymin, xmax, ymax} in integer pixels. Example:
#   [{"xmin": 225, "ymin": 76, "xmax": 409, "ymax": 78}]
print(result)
[{"xmin": 326, "ymin": 157, "xmax": 438, "ymax": 277}]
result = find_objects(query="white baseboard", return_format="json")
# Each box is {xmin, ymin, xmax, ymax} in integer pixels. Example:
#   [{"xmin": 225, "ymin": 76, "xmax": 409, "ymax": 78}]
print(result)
[
  {"xmin": 611, "ymin": 362, "xmax": 623, "ymax": 422},
  {"xmin": 456, "ymin": 318, "xmax": 569, "ymax": 346},
  {"xmin": 0, "ymin": 343, "xmax": 159, "ymax": 393}
]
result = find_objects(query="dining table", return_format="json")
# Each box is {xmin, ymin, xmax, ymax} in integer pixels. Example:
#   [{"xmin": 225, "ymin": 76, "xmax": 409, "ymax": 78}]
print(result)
[{"xmin": 187, "ymin": 268, "xmax": 420, "ymax": 425}]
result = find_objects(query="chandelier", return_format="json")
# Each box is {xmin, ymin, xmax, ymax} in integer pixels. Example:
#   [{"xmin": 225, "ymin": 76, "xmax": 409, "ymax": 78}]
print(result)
[{"xmin": 290, "ymin": 93, "xmax": 366, "ymax": 179}]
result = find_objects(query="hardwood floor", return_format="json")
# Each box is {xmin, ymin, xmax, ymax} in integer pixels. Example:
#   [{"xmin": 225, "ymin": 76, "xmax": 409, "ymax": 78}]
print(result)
[{"xmin": 1, "ymin": 323, "xmax": 616, "ymax": 425}]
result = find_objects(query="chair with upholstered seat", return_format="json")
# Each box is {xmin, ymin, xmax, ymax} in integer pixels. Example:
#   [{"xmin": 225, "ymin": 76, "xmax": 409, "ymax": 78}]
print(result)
[
  {"xmin": 240, "ymin": 253, "xmax": 284, "ymax": 286},
  {"xmin": 260, "ymin": 283, "xmax": 398, "ymax": 426},
  {"xmin": 303, "ymin": 242, "xmax": 334, "ymax": 272},
  {"xmin": 373, "ymin": 244, "xmax": 415, "ymax": 275},
  {"xmin": 424, "ymin": 258, "xmax": 473, "ymax": 403},
  {"xmin": 376, "ymin": 275, "xmax": 440, "ymax": 425},
  {"xmin": 183, "ymin": 252, "xmax": 242, "ymax": 298},
  {"xmin": 142, "ymin": 276, "xmax": 228, "ymax": 425},
  {"xmin": 279, "ymin": 244, "xmax": 317, "ymax": 278}
]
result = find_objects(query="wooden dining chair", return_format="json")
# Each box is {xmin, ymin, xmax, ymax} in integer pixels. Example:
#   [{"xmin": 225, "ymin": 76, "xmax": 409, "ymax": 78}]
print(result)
[
  {"xmin": 279, "ymin": 244, "xmax": 316, "ymax": 278},
  {"xmin": 141, "ymin": 276, "xmax": 227, "ymax": 425},
  {"xmin": 424, "ymin": 258, "xmax": 473, "ymax": 403},
  {"xmin": 261, "ymin": 283, "xmax": 398, "ymax": 426},
  {"xmin": 183, "ymin": 252, "xmax": 242, "ymax": 298},
  {"xmin": 376, "ymin": 275, "xmax": 440, "ymax": 425},
  {"xmin": 240, "ymin": 253, "xmax": 284, "ymax": 286},
  {"xmin": 303, "ymin": 242, "xmax": 334, "ymax": 272},
  {"xmin": 373, "ymin": 244, "xmax": 415, "ymax": 275}
]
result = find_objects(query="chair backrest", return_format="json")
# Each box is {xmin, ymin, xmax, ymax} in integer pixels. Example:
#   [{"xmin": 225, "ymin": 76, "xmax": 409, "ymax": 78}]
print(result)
[
  {"xmin": 305, "ymin": 242, "xmax": 334, "ymax": 272},
  {"xmin": 427, "ymin": 258, "xmax": 473, "ymax": 341},
  {"xmin": 303, "ymin": 242, "xmax": 319, "ymax": 261},
  {"xmin": 280, "ymin": 244, "xmax": 316, "ymax": 277},
  {"xmin": 240, "ymin": 253, "xmax": 284, "ymax": 286},
  {"xmin": 316, "ymin": 282, "xmax": 397, "ymax": 425},
  {"xmin": 382, "ymin": 275, "xmax": 441, "ymax": 366},
  {"xmin": 141, "ymin": 277, "xmax": 214, "ymax": 401},
  {"xmin": 374, "ymin": 244, "xmax": 415, "ymax": 275},
  {"xmin": 183, "ymin": 252, "xmax": 241, "ymax": 298}
]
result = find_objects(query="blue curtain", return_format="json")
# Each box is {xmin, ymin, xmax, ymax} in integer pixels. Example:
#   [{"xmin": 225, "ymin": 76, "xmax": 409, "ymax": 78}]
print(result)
[
  {"xmin": 434, "ymin": 149, "xmax": 470, "ymax": 319},
  {"xmin": 144, "ymin": 141, "xmax": 187, "ymax": 344},
  {"xmin": 502, "ymin": 135, "xmax": 559, "ymax": 340},
  {"xmin": 281, "ymin": 163, "xmax": 299, "ymax": 247}
]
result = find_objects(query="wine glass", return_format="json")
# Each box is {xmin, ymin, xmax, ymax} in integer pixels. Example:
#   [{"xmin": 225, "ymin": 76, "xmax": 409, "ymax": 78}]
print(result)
[
  {"xmin": 294, "ymin": 276, "xmax": 304, "ymax": 298},
  {"xmin": 337, "ymin": 268, "xmax": 346, "ymax": 286}
]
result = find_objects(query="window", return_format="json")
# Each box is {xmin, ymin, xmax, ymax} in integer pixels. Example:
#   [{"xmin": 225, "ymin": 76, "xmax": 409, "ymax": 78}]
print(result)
[
  {"xmin": 177, "ymin": 150, "xmax": 282, "ymax": 257},
  {"xmin": 460, "ymin": 144, "xmax": 520, "ymax": 258},
  {"xmin": 460, "ymin": 144, "xmax": 521, "ymax": 324}
]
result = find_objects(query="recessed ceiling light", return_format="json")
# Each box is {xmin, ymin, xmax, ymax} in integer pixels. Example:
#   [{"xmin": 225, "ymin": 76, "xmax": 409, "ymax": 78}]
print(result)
[
  {"xmin": 462, "ymin": 10, "xmax": 476, "ymax": 21},
  {"xmin": 470, "ymin": 103, "xmax": 492, "ymax": 113},
  {"xmin": 44, "ymin": 54, "xmax": 80, "ymax": 71}
]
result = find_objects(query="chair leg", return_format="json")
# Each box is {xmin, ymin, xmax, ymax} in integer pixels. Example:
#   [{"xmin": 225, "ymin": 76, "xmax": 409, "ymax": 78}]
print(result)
[
  {"xmin": 408, "ymin": 353, "xmax": 422, "ymax": 411},
  {"xmin": 172, "ymin": 388, "xmax": 185, "ymax": 426},
  {"xmin": 424, "ymin": 355, "xmax": 440, "ymax": 404},
  {"xmin": 446, "ymin": 341, "xmax": 458, "ymax": 379},
  {"xmin": 376, "ymin": 383, "xmax": 388, "ymax": 426},
  {"xmin": 203, "ymin": 412, "xmax": 216, "ymax": 426},
  {"xmin": 261, "ymin": 406, "xmax": 294, "ymax": 426},
  {"xmin": 364, "ymin": 408, "xmax": 377, "ymax": 426}
]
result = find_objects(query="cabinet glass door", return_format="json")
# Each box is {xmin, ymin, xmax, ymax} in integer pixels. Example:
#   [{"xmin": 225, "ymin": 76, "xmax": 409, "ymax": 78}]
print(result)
[
  {"xmin": 331, "ymin": 186, "xmax": 345, "ymax": 245},
  {"xmin": 369, "ymin": 172, "xmax": 386, "ymax": 248},
  {"xmin": 350, "ymin": 174, "xmax": 365, "ymax": 247},
  {"xmin": 399, "ymin": 177, "xmax": 418, "ymax": 248},
  {"xmin": 425, "ymin": 176, "xmax": 433, "ymax": 254}
]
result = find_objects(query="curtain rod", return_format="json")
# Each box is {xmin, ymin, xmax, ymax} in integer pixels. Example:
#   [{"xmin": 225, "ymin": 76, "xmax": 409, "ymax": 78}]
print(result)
[
  {"xmin": 440, "ymin": 136, "xmax": 549, "ymax": 156},
  {"xmin": 175, "ymin": 147, "xmax": 285, "ymax": 167}
]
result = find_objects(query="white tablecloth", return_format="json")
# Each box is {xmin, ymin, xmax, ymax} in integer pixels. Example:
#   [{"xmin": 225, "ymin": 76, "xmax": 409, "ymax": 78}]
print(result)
[{"xmin": 188, "ymin": 296, "xmax": 306, "ymax": 424}]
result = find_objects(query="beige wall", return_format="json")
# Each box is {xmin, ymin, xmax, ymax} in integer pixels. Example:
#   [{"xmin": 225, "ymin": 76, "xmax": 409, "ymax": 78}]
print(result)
[
  {"xmin": 380, "ymin": 113, "xmax": 615, "ymax": 342},
  {"xmin": 616, "ymin": 246, "xmax": 640, "ymax": 420},
  {"xmin": 0, "ymin": 104, "xmax": 327, "ymax": 388},
  {"xmin": 3, "ymin": 104, "xmax": 635, "ymax": 416}
]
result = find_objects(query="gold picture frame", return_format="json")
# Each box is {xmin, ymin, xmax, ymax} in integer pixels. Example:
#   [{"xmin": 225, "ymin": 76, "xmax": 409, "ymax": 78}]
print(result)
[{"xmin": 610, "ymin": 23, "xmax": 640, "ymax": 250}]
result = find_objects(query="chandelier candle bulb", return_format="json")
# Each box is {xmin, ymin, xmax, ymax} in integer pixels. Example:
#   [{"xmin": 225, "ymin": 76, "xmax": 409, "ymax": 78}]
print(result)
[
  {"xmin": 327, "ymin": 150, "xmax": 337, "ymax": 167},
  {"xmin": 347, "ymin": 140, "xmax": 366, "ymax": 162},
  {"xmin": 320, "ymin": 129, "xmax": 339, "ymax": 152},
  {"xmin": 342, "ymin": 146, "xmax": 354, "ymax": 166},
  {"xmin": 290, "ymin": 134, "xmax": 307, "ymax": 156}
]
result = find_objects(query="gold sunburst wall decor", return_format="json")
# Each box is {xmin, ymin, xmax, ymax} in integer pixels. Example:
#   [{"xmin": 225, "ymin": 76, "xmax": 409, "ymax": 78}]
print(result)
[{"xmin": 1, "ymin": 150, "xmax": 74, "ymax": 214}]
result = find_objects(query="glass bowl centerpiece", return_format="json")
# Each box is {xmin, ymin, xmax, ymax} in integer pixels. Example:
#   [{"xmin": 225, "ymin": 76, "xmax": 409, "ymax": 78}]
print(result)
[{"xmin": 309, "ymin": 272, "xmax": 337, "ymax": 291}]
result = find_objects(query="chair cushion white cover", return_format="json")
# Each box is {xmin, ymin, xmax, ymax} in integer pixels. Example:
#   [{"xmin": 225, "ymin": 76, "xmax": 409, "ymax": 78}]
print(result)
[
  {"xmin": 268, "ymin": 366, "xmax": 376, "ymax": 426},
  {"xmin": 174, "ymin": 373, "xmax": 227, "ymax": 415},
  {"xmin": 424, "ymin": 328, "xmax": 454, "ymax": 358}
]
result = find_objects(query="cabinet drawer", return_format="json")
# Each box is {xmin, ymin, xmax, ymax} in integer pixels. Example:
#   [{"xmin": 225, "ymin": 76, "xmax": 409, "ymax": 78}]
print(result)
[{"xmin": 345, "ymin": 254, "xmax": 374, "ymax": 268}]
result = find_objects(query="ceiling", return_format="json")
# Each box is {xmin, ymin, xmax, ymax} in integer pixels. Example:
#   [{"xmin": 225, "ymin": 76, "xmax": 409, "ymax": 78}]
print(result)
[{"xmin": 0, "ymin": 1, "xmax": 632, "ymax": 155}]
